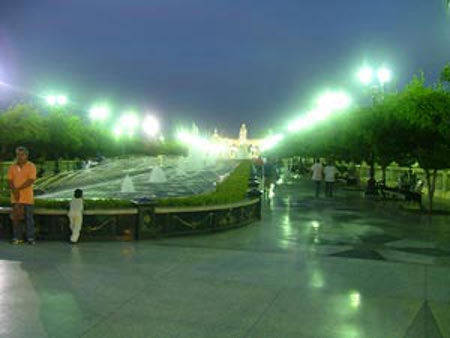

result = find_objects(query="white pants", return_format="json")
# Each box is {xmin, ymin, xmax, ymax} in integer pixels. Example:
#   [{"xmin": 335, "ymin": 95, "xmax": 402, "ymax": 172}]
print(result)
[{"xmin": 69, "ymin": 215, "xmax": 83, "ymax": 242}]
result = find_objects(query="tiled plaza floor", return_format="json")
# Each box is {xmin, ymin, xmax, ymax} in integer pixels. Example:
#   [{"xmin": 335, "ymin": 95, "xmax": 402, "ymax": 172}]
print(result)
[{"xmin": 0, "ymin": 177, "xmax": 449, "ymax": 337}]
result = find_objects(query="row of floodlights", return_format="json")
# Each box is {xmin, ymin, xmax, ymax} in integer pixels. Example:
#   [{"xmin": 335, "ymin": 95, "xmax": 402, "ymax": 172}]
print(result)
[
  {"xmin": 266, "ymin": 65, "xmax": 393, "ymax": 151},
  {"xmin": 44, "ymin": 95, "xmax": 160, "ymax": 138}
]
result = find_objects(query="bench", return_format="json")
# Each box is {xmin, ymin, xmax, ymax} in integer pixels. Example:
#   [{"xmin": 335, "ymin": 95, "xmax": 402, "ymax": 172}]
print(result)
[{"xmin": 378, "ymin": 181, "xmax": 423, "ymax": 206}]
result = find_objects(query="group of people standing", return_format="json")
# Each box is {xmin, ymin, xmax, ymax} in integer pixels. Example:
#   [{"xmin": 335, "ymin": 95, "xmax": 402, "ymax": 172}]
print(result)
[
  {"xmin": 310, "ymin": 159, "xmax": 338, "ymax": 197},
  {"xmin": 6, "ymin": 146, "xmax": 84, "ymax": 245}
]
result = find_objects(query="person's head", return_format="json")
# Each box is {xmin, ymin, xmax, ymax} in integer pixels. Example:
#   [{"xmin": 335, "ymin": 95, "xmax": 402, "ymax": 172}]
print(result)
[
  {"xmin": 15, "ymin": 146, "xmax": 29, "ymax": 165},
  {"xmin": 74, "ymin": 189, "xmax": 83, "ymax": 198}
]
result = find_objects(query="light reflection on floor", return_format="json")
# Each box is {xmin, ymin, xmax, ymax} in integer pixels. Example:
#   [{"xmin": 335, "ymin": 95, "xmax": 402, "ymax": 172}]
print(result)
[{"xmin": 0, "ymin": 177, "xmax": 449, "ymax": 337}]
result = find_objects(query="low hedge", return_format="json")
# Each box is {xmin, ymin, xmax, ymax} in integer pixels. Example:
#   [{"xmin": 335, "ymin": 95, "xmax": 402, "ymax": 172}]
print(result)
[
  {"xmin": 0, "ymin": 196, "xmax": 134, "ymax": 209},
  {"xmin": 157, "ymin": 160, "xmax": 251, "ymax": 207},
  {"xmin": 0, "ymin": 160, "xmax": 251, "ymax": 209}
]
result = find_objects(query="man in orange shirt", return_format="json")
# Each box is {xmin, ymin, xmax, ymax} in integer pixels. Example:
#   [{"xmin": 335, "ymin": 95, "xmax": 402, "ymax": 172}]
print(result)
[{"xmin": 8, "ymin": 146, "xmax": 37, "ymax": 245}]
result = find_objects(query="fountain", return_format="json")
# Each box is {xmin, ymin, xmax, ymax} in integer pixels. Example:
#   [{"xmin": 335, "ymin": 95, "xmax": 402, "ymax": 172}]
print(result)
[
  {"xmin": 176, "ymin": 158, "xmax": 187, "ymax": 177},
  {"xmin": 149, "ymin": 166, "xmax": 167, "ymax": 183},
  {"xmin": 121, "ymin": 175, "xmax": 136, "ymax": 193},
  {"xmin": 35, "ymin": 156, "xmax": 238, "ymax": 200}
]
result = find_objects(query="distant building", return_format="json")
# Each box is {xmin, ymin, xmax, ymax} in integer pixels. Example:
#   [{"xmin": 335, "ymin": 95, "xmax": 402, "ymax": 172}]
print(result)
[{"xmin": 212, "ymin": 124, "xmax": 263, "ymax": 158}]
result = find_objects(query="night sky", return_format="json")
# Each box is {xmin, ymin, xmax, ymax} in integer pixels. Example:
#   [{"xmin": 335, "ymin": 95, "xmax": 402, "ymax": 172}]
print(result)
[{"xmin": 0, "ymin": 0, "xmax": 449, "ymax": 137}]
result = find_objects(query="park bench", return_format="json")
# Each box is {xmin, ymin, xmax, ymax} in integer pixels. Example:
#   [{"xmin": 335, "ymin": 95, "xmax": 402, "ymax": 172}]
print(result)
[{"xmin": 378, "ymin": 180, "xmax": 424, "ymax": 206}]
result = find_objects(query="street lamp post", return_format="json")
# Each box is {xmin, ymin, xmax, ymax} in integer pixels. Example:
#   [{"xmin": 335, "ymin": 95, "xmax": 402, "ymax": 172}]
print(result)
[
  {"xmin": 357, "ymin": 65, "xmax": 392, "ymax": 194},
  {"xmin": 357, "ymin": 65, "xmax": 391, "ymax": 104}
]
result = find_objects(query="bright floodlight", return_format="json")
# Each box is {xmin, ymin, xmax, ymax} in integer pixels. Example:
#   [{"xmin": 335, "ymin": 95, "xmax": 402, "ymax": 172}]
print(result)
[
  {"xmin": 119, "ymin": 113, "xmax": 139, "ymax": 137},
  {"xmin": 57, "ymin": 95, "xmax": 67, "ymax": 105},
  {"xmin": 113, "ymin": 125, "xmax": 122, "ymax": 138},
  {"xmin": 261, "ymin": 133, "xmax": 284, "ymax": 152},
  {"xmin": 142, "ymin": 115, "xmax": 160, "ymax": 137},
  {"xmin": 176, "ymin": 129, "xmax": 226, "ymax": 154},
  {"xmin": 120, "ymin": 113, "xmax": 139, "ymax": 130},
  {"xmin": 357, "ymin": 66, "xmax": 373, "ymax": 85},
  {"xmin": 288, "ymin": 91, "xmax": 351, "ymax": 134},
  {"xmin": 46, "ymin": 95, "xmax": 57, "ymax": 106},
  {"xmin": 287, "ymin": 111, "xmax": 317, "ymax": 133},
  {"xmin": 377, "ymin": 67, "xmax": 392, "ymax": 84},
  {"xmin": 177, "ymin": 130, "xmax": 202, "ymax": 147},
  {"xmin": 317, "ymin": 91, "xmax": 351, "ymax": 112},
  {"xmin": 90, "ymin": 106, "xmax": 110, "ymax": 121}
]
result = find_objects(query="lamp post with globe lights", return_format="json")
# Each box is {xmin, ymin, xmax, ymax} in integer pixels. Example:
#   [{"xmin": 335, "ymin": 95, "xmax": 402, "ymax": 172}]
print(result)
[
  {"xmin": 357, "ymin": 65, "xmax": 392, "ymax": 104},
  {"xmin": 45, "ymin": 94, "xmax": 68, "ymax": 107},
  {"xmin": 356, "ymin": 64, "xmax": 393, "ymax": 194}
]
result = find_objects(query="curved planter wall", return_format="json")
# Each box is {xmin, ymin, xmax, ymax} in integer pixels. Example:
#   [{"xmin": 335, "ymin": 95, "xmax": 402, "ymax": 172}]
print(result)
[{"xmin": 0, "ymin": 198, "xmax": 261, "ymax": 241}]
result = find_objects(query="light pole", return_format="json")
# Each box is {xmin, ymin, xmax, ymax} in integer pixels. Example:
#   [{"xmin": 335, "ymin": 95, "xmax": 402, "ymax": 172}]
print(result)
[
  {"xmin": 357, "ymin": 65, "xmax": 392, "ymax": 104},
  {"xmin": 357, "ymin": 64, "xmax": 392, "ymax": 194}
]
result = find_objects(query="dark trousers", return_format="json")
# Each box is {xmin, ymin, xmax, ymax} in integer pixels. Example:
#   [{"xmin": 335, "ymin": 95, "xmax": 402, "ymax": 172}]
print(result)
[
  {"xmin": 13, "ymin": 204, "xmax": 35, "ymax": 240},
  {"xmin": 314, "ymin": 180, "xmax": 321, "ymax": 197},
  {"xmin": 325, "ymin": 182, "xmax": 334, "ymax": 197}
]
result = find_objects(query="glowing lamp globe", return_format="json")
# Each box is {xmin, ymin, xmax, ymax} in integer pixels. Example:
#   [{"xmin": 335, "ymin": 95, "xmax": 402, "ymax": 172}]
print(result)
[
  {"xmin": 142, "ymin": 115, "xmax": 160, "ymax": 137},
  {"xmin": 357, "ymin": 67, "xmax": 373, "ymax": 85}
]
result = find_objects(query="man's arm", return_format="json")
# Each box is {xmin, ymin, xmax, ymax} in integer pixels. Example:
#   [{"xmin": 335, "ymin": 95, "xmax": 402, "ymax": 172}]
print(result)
[
  {"xmin": 8, "ymin": 179, "xmax": 20, "ymax": 202},
  {"xmin": 16, "ymin": 179, "xmax": 35, "ymax": 190}
]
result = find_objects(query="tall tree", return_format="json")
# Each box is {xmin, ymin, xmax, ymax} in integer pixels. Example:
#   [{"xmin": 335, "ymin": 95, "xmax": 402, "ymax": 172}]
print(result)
[
  {"xmin": 397, "ymin": 74, "xmax": 450, "ymax": 213},
  {"xmin": 0, "ymin": 104, "xmax": 49, "ymax": 159}
]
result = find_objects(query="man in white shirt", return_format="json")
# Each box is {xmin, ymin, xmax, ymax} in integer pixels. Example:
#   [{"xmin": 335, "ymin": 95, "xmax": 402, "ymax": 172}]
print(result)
[
  {"xmin": 310, "ymin": 159, "xmax": 323, "ymax": 197},
  {"xmin": 324, "ymin": 161, "xmax": 338, "ymax": 197}
]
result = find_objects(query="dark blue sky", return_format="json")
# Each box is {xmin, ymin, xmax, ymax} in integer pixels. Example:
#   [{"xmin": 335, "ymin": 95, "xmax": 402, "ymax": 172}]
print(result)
[{"xmin": 1, "ymin": 0, "xmax": 449, "ymax": 137}]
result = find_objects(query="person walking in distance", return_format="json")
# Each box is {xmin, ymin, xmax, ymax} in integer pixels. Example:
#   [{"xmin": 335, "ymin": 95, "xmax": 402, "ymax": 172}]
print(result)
[
  {"xmin": 8, "ymin": 146, "xmax": 37, "ymax": 245},
  {"xmin": 310, "ymin": 159, "xmax": 323, "ymax": 197},
  {"xmin": 68, "ymin": 189, "xmax": 84, "ymax": 244},
  {"xmin": 324, "ymin": 161, "xmax": 338, "ymax": 197}
]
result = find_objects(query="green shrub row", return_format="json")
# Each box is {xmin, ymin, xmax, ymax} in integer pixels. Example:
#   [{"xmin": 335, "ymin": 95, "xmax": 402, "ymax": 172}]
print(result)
[
  {"xmin": 157, "ymin": 160, "xmax": 251, "ymax": 207},
  {"xmin": 0, "ymin": 160, "xmax": 251, "ymax": 209},
  {"xmin": 0, "ymin": 195, "xmax": 134, "ymax": 209}
]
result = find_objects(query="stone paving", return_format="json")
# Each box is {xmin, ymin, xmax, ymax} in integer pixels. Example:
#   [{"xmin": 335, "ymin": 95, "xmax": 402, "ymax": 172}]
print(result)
[{"xmin": 0, "ymin": 177, "xmax": 449, "ymax": 337}]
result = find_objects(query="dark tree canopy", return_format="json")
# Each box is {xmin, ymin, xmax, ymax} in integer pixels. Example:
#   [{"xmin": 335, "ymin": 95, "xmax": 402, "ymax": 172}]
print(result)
[
  {"xmin": 0, "ymin": 105, "xmax": 186, "ymax": 161},
  {"xmin": 272, "ymin": 64, "xmax": 450, "ymax": 213}
]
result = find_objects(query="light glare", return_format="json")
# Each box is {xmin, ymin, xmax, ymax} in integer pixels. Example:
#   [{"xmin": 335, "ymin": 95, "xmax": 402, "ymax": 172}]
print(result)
[
  {"xmin": 288, "ymin": 91, "xmax": 351, "ymax": 133},
  {"xmin": 46, "ymin": 95, "xmax": 57, "ymax": 106},
  {"xmin": 113, "ymin": 125, "xmax": 122, "ymax": 137},
  {"xmin": 357, "ymin": 67, "xmax": 373, "ymax": 85},
  {"xmin": 377, "ymin": 67, "xmax": 392, "ymax": 84},
  {"xmin": 176, "ymin": 129, "xmax": 228, "ymax": 154},
  {"xmin": 260, "ymin": 133, "xmax": 284, "ymax": 152},
  {"xmin": 142, "ymin": 115, "xmax": 160, "ymax": 137},
  {"xmin": 57, "ymin": 95, "xmax": 67, "ymax": 105},
  {"xmin": 120, "ymin": 113, "xmax": 139, "ymax": 129},
  {"xmin": 90, "ymin": 106, "xmax": 110, "ymax": 121},
  {"xmin": 317, "ymin": 91, "xmax": 351, "ymax": 112}
]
